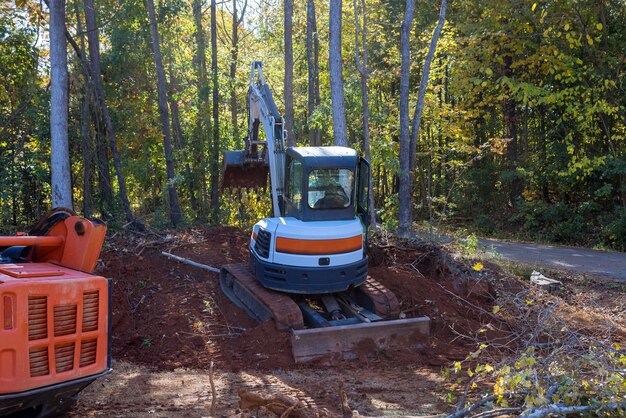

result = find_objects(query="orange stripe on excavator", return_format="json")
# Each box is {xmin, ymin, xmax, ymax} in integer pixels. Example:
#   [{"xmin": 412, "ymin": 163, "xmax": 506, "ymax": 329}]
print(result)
[{"xmin": 275, "ymin": 235, "xmax": 362, "ymax": 255}]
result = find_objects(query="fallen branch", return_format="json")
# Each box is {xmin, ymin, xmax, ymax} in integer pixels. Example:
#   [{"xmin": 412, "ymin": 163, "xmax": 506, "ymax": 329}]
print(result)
[
  {"xmin": 447, "ymin": 391, "xmax": 527, "ymax": 418},
  {"xmin": 238, "ymin": 390, "xmax": 331, "ymax": 418},
  {"xmin": 436, "ymin": 283, "xmax": 505, "ymax": 323},
  {"xmin": 162, "ymin": 252, "xmax": 220, "ymax": 273},
  {"xmin": 521, "ymin": 401, "xmax": 626, "ymax": 418},
  {"xmin": 209, "ymin": 361, "xmax": 217, "ymax": 416}
]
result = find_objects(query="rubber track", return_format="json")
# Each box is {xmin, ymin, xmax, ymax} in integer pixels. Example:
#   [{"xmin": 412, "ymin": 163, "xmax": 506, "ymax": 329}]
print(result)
[
  {"xmin": 356, "ymin": 277, "xmax": 401, "ymax": 320},
  {"xmin": 221, "ymin": 264, "xmax": 304, "ymax": 330}
]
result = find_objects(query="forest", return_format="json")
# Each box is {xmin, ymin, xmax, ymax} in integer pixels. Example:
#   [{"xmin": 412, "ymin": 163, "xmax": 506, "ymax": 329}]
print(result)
[{"xmin": 1, "ymin": 0, "xmax": 625, "ymax": 249}]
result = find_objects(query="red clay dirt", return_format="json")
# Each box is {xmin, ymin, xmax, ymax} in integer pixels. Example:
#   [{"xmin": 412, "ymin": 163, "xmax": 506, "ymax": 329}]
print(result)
[{"xmin": 99, "ymin": 227, "xmax": 496, "ymax": 373}]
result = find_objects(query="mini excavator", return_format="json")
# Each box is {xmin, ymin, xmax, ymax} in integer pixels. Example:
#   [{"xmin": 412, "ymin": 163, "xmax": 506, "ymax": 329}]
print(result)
[
  {"xmin": 0, "ymin": 209, "xmax": 110, "ymax": 417},
  {"xmin": 221, "ymin": 62, "xmax": 429, "ymax": 362}
]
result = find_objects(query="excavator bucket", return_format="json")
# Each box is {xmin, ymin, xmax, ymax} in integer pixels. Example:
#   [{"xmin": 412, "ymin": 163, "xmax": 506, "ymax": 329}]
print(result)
[{"xmin": 221, "ymin": 150, "xmax": 269, "ymax": 190}]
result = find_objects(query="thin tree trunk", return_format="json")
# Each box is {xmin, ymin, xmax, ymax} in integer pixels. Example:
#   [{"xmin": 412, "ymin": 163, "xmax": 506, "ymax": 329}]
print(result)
[
  {"xmin": 329, "ymin": 0, "xmax": 347, "ymax": 147},
  {"xmin": 397, "ymin": 0, "xmax": 415, "ymax": 238},
  {"xmin": 74, "ymin": 0, "xmax": 92, "ymax": 217},
  {"xmin": 409, "ymin": 0, "xmax": 447, "ymax": 172},
  {"xmin": 167, "ymin": 64, "xmax": 183, "ymax": 149},
  {"xmin": 353, "ymin": 0, "xmax": 376, "ymax": 227},
  {"xmin": 210, "ymin": 0, "xmax": 220, "ymax": 223},
  {"xmin": 284, "ymin": 0, "xmax": 295, "ymax": 146},
  {"xmin": 94, "ymin": 109, "xmax": 113, "ymax": 214},
  {"xmin": 80, "ymin": 87, "xmax": 92, "ymax": 217},
  {"xmin": 230, "ymin": 0, "xmax": 240, "ymax": 142},
  {"xmin": 84, "ymin": 0, "xmax": 141, "ymax": 228},
  {"xmin": 168, "ymin": 60, "xmax": 198, "ymax": 212},
  {"xmin": 306, "ymin": 0, "xmax": 321, "ymax": 146},
  {"xmin": 146, "ymin": 0, "xmax": 183, "ymax": 226},
  {"xmin": 50, "ymin": 0, "xmax": 73, "ymax": 209},
  {"xmin": 192, "ymin": 0, "xmax": 210, "ymax": 219}
]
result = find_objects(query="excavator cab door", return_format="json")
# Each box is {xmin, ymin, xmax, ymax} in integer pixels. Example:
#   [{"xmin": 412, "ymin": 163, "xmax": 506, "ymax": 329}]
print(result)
[{"xmin": 356, "ymin": 157, "xmax": 371, "ymax": 228}]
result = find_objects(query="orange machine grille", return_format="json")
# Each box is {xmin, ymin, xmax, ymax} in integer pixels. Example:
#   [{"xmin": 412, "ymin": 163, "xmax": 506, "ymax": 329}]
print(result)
[
  {"xmin": 82, "ymin": 290, "xmax": 99, "ymax": 332},
  {"xmin": 29, "ymin": 346, "xmax": 49, "ymax": 377},
  {"xmin": 54, "ymin": 304, "xmax": 77, "ymax": 336},
  {"xmin": 79, "ymin": 338, "xmax": 97, "ymax": 367},
  {"xmin": 28, "ymin": 296, "xmax": 48, "ymax": 341},
  {"xmin": 54, "ymin": 342, "xmax": 75, "ymax": 373}
]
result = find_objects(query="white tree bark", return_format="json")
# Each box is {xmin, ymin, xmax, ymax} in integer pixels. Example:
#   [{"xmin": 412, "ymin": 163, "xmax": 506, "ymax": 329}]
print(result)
[
  {"xmin": 49, "ymin": 0, "xmax": 73, "ymax": 208},
  {"xmin": 146, "ymin": 0, "xmax": 183, "ymax": 226},
  {"xmin": 329, "ymin": 0, "xmax": 347, "ymax": 147},
  {"xmin": 353, "ymin": 0, "xmax": 376, "ymax": 227},
  {"xmin": 306, "ymin": 0, "xmax": 321, "ymax": 146},
  {"xmin": 284, "ymin": 0, "xmax": 295, "ymax": 147},
  {"xmin": 409, "ymin": 0, "xmax": 448, "ymax": 171},
  {"xmin": 397, "ymin": 0, "xmax": 415, "ymax": 238}
]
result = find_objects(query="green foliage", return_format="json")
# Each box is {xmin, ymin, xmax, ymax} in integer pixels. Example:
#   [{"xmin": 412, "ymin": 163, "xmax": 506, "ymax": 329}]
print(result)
[
  {"xmin": 473, "ymin": 214, "xmax": 495, "ymax": 235},
  {"xmin": 0, "ymin": 0, "xmax": 624, "ymax": 247},
  {"xmin": 603, "ymin": 208, "xmax": 626, "ymax": 251}
]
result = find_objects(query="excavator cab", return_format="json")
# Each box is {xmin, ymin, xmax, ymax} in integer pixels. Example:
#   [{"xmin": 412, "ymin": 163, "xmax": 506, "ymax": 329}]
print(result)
[{"xmin": 283, "ymin": 146, "xmax": 369, "ymax": 224}]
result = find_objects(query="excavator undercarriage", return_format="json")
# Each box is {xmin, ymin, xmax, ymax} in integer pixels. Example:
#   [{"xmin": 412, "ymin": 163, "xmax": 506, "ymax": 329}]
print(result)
[{"xmin": 221, "ymin": 264, "xmax": 430, "ymax": 363}]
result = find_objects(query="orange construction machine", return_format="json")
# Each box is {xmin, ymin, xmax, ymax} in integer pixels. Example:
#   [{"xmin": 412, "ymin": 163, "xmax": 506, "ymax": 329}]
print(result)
[{"xmin": 0, "ymin": 209, "xmax": 110, "ymax": 417}]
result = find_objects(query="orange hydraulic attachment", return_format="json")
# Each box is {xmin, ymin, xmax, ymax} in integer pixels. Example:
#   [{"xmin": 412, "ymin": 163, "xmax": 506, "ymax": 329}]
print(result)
[{"xmin": 0, "ymin": 215, "xmax": 109, "ymax": 395}]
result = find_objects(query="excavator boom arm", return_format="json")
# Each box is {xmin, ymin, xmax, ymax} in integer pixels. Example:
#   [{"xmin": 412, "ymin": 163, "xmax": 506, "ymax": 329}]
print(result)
[{"xmin": 222, "ymin": 62, "xmax": 286, "ymax": 218}]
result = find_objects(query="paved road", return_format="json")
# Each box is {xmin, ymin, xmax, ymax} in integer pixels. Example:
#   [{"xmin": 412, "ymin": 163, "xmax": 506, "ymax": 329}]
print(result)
[
  {"xmin": 480, "ymin": 239, "xmax": 626, "ymax": 280},
  {"xmin": 414, "ymin": 232, "xmax": 626, "ymax": 280}
]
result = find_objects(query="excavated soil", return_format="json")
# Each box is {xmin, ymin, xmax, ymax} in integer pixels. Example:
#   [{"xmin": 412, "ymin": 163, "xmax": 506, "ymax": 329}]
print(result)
[
  {"xmin": 99, "ymin": 226, "xmax": 496, "ymax": 373},
  {"xmin": 75, "ymin": 226, "xmax": 625, "ymax": 416}
]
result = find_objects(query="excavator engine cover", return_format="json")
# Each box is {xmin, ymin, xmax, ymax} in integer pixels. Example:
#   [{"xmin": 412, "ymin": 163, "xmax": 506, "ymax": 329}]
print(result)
[{"xmin": 221, "ymin": 150, "xmax": 269, "ymax": 190}]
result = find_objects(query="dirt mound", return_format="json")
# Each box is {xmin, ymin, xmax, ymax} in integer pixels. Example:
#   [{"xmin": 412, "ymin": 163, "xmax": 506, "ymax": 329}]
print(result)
[
  {"xmin": 99, "ymin": 227, "xmax": 497, "ymax": 371},
  {"xmin": 368, "ymin": 239, "xmax": 498, "ymax": 364}
]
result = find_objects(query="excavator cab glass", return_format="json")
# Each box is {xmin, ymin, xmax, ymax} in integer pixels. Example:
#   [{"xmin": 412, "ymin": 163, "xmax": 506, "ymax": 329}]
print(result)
[
  {"xmin": 308, "ymin": 169, "xmax": 354, "ymax": 209},
  {"xmin": 283, "ymin": 147, "xmax": 361, "ymax": 222}
]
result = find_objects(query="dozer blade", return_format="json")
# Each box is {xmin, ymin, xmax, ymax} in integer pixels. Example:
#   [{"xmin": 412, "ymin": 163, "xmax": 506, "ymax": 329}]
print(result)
[
  {"xmin": 221, "ymin": 150, "xmax": 269, "ymax": 190},
  {"xmin": 291, "ymin": 317, "xmax": 431, "ymax": 363}
]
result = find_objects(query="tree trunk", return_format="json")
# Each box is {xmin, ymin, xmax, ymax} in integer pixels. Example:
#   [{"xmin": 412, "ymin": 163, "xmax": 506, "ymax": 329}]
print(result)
[
  {"xmin": 306, "ymin": 0, "xmax": 321, "ymax": 146},
  {"xmin": 353, "ymin": 0, "xmax": 376, "ymax": 227},
  {"xmin": 409, "ymin": 0, "xmax": 447, "ymax": 172},
  {"xmin": 503, "ymin": 54, "xmax": 521, "ymax": 205},
  {"xmin": 84, "ymin": 0, "xmax": 141, "ymax": 228},
  {"xmin": 329, "ymin": 0, "xmax": 347, "ymax": 147},
  {"xmin": 50, "ymin": 0, "xmax": 73, "ymax": 209},
  {"xmin": 169, "ymin": 64, "xmax": 198, "ymax": 212},
  {"xmin": 94, "ymin": 109, "xmax": 113, "ymax": 214},
  {"xmin": 80, "ymin": 86, "xmax": 92, "ymax": 217},
  {"xmin": 397, "ymin": 0, "xmax": 415, "ymax": 238},
  {"xmin": 192, "ymin": 0, "xmax": 210, "ymax": 219},
  {"xmin": 284, "ymin": 0, "xmax": 295, "ymax": 146},
  {"xmin": 74, "ymin": 0, "xmax": 92, "ymax": 217},
  {"xmin": 146, "ymin": 0, "xmax": 183, "ymax": 226},
  {"xmin": 210, "ymin": 0, "xmax": 220, "ymax": 223},
  {"xmin": 167, "ymin": 64, "xmax": 183, "ymax": 150},
  {"xmin": 230, "ymin": 0, "xmax": 241, "ymax": 142}
]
